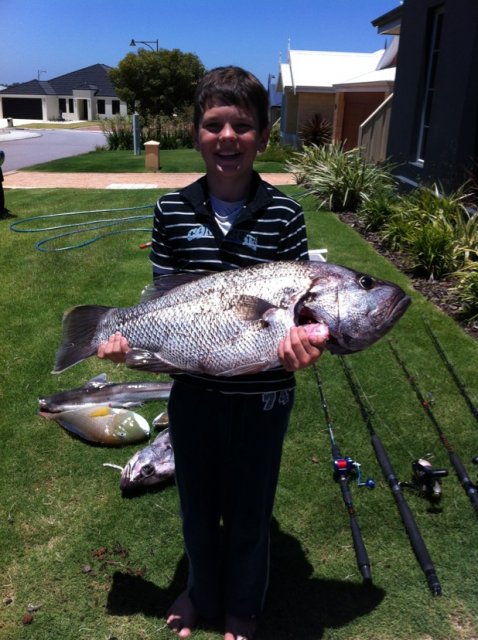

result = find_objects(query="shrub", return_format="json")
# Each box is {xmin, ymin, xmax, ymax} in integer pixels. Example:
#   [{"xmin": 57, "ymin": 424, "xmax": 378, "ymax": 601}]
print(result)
[
  {"xmin": 357, "ymin": 189, "xmax": 400, "ymax": 231},
  {"xmin": 261, "ymin": 119, "xmax": 294, "ymax": 163},
  {"xmin": 452, "ymin": 265, "xmax": 478, "ymax": 321},
  {"xmin": 408, "ymin": 221, "xmax": 456, "ymax": 279},
  {"xmin": 286, "ymin": 143, "xmax": 397, "ymax": 212},
  {"xmin": 377, "ymin": 183, "xmax": 475, "ymax": 279},
  {"xmin": 101, "ymin": 115, "xmax": 133, "ymax": 150},
  {"xmin": 286, "ymin": 144, "xmax": 323, "ymax": 185},
  {"xmin": 100, "ymin": 113, "xmax": 194, "ymax": 151},
  {"xmin": 268, "ymin": 118, "xmax": 282, "ymax": 147}
]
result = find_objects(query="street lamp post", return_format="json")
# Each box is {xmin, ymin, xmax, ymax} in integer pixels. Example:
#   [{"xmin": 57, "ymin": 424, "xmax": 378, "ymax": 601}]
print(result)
[{"xmin": 129, "ymin": 38, "xmax": 159, "ymax": 52}]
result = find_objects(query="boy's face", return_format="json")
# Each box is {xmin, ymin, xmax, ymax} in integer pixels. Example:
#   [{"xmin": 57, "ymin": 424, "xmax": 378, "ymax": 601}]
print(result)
[{"xmin": 192, "ymin": 100, "xmax": 269, "ymax": 189}]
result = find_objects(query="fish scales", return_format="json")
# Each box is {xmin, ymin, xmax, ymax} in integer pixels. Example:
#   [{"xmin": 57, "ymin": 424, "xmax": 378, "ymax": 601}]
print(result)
[
  {"xmin": 93, "ymin": 263, "xmax": 311, "ymax": 374},
  {"xmin": 53, "ymin": 260, "xmax": 411, "ymax": 375}
]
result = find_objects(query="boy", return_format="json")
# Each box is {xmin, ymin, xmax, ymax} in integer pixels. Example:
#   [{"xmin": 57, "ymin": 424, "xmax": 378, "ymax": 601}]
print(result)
[{"xmin": 98, "ymin": 66, "xmax": 326, "ymax": 640}]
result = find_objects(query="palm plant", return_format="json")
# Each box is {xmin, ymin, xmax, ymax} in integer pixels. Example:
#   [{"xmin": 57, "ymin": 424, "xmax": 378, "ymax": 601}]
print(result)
[{"xmin": 299, "ymin": 113, "xmax": 332, "ymax": 147}]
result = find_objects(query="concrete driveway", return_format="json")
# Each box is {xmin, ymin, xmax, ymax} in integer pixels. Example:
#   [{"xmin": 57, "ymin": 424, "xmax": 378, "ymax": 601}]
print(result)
[{"xmin": 0, "ymin": 119, "xmax": 106, "ymax": 171}]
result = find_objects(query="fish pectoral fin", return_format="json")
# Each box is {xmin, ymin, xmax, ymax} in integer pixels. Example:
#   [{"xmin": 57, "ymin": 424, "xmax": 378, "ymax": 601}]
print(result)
[
  {"xmin": 126, "ymin": 349, "xmax": 180, "ymax": 374},
  {"xmin": 235, "ymin": 296, "xmax": 278, "ymax": 322}
]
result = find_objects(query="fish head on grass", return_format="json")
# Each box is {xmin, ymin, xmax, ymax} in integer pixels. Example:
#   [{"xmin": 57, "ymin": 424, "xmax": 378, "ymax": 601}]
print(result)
[
  {"xmin": 297, "ymin": 262, "xmax": 411, "ymax": 355},
  {"xmin": 120, "ymin": 427, "xmax": 175, "ymax": 492}
]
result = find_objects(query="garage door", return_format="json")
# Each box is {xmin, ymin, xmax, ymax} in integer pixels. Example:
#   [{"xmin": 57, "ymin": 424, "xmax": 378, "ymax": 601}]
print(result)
[{"xmin": 2, "ymin": 97, "xmax": 43, "ymax": 119}]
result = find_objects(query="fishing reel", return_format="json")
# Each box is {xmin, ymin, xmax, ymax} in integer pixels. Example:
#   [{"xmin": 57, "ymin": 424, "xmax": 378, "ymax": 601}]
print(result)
[
  {"xmin": 400, "ymin": 458, "xmax": 448, "ymax": 503},
  {"xmin": 333, "ymin": 456, "xmax": 375, "ymax": 489}
]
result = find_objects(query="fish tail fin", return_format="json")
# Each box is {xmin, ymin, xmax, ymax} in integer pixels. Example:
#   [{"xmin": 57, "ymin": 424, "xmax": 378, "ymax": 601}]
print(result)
[{"xmin": 52, "ymin": 305, "xmax": 112, "ymax": 374}]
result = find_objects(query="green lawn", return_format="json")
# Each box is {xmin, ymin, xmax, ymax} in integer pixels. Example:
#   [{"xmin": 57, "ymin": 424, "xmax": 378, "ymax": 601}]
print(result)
[
  {"xmin": 1, "ymin": 187, "xmax": 477, "ymax": 639},
  {"xmin": 24, "ymin": 148, "xmax": 288, "ymax": 174}
]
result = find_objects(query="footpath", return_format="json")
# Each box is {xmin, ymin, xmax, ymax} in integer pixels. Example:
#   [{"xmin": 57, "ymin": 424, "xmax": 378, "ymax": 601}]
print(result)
[
  {"xmin": 1, "ymin": 122, "xmax": 296, "ymax": 189},
  {"xmin": 1, "ymin": 123, "xmax": 296, "ymax": 189},
  {"xmin": 3, "ymin": 171, "xmax": 296, "ymax": 190}
]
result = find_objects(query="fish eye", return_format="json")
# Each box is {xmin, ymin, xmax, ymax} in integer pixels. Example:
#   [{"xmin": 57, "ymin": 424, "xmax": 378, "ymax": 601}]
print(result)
[
  {"xmin": 140, "ymin": 464, "xmax": 155, "ymax": 478},
  {"xmin": 358, "ymin": 275, "xmax": 375, "ymax": 290}
]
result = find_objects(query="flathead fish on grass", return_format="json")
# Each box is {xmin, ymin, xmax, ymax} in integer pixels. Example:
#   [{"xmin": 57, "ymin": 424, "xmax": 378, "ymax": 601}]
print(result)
[
  {"xmin": 39, "ymin": 373, "xmax": 172, "ymax": 413},
  {"xmin": 39, "ymin": 404, "xmax": 150, "ymax": 445},
  {"xmin": 53, "ymin": 260, "xmax": 411, "ymax": 376}
]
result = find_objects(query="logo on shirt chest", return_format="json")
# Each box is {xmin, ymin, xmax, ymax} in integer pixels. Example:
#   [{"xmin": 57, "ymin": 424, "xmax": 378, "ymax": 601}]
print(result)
[
  {"xmin": 187, "ymin": 225, "xmax": 214, "ymax": 241},
  {"xmin": 186, "ymin": 225, "xmax": 257, "ymax": 251}
]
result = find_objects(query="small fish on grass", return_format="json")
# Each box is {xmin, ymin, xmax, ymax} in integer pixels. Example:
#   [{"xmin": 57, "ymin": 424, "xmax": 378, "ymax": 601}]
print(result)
[
  {"xmin": 39, "ymin": 373, "xmax": 172, "ymax": 413},
  {"xmin": 52, "ymin": 260, "xmax": 411, "ymax": 376},
  {"xmin": 38, "ymin": 374, "xmax": 172, "ymax": 446},
  {"xmin": 39, "ymin": 404, "xmax": 151, "ymax": 445}
]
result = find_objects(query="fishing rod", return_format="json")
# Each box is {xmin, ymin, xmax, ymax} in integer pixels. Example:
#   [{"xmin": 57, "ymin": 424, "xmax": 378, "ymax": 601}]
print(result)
[
  {"xmin": 389, "ymin": 342, "xmax": 478, "ymax": 516},
  {"xmin": 423, "ymin": 318, "xmax": 478, "ymax": 423},
  {"xmin": 312, "ymin": 365, "xmax": 374, "ymax": 584},
  {"xmin": 340, "ymin": 356, "xmax": 442, "ymax": 596}
]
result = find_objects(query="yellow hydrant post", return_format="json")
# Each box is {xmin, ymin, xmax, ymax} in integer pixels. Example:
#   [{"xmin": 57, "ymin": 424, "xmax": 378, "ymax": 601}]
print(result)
[{"xmin": 144, "ymin": 140, "xmax": 160, "ymax": 170}]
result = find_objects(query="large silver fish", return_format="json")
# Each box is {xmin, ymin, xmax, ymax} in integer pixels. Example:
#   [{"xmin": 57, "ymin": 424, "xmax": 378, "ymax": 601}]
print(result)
[
  {"xmin": 114, "ymin": 427, "xmax": 175, "ymax": 492},
  {"xmin": 53, "ymin": 261, "xmax": 411, "ymax": 376},
  {"xmin": 39, "ymin": 373, "xmax": 172, "ymax": 414},
  {"xmin": 39, "ymin": 404, "xmax": 150, "ymax": 445}
]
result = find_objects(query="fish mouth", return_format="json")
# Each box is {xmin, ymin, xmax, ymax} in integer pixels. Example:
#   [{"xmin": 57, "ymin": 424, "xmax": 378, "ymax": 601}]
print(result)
[
  {"xmin": 120, "ymin": 468, "xmax": 132, "ymax": 490},
  {"xmin": 39, "ymin": 410, "xmax": 54, "ymax": 419},
  {"xmin": 377, "ymin": 291, "xmax": 411, "ymax": 331},
  {"xmin": 295, "ymin": 303, "xmax": 321, "ymax": 326}
]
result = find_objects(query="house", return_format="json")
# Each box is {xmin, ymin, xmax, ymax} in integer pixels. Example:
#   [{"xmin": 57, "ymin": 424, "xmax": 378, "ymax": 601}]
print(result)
[
  {"xmin": 333, "ymin": 37, "xmax": 397, "ymax": 153},
  {"xmin": 0, "ymin": 64, "xmax": 127, "ymax": 122},
  {"xmin": 267, "ymin": 74, "xmax": 282, "ymax": 127},
  {"xmin": 372, "ymin": 0, "xmax": 478, "ymax": 191},
  {"xmin": 276, "ymin": 48, "xmax": 386, "ymax": 147}
]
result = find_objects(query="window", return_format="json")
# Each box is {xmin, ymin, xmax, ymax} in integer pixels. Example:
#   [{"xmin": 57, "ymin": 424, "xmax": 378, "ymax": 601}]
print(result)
[
  {"xmin": 58, "ymin": 98, "xmax": 66, "ymax": 113},
  {"xmin": 97, "ymin": 99, "xmax": 105, "ymax": 115},
  {"xmin": 112, "ymin": 100, "xmax": 120, "ymax": 115},
  {"xmin": 416, "ymin": 6, "xmax": 444, "ymax": 162},
  {"xmin": 69, "ymin": 99, "xmax": 74, "ymax": 113}
]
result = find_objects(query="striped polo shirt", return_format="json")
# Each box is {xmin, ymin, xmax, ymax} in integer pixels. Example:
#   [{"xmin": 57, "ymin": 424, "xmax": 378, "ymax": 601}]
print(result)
[{"xmin": 149, "ymin": 172, "xmax": 310, "ymax": 393}]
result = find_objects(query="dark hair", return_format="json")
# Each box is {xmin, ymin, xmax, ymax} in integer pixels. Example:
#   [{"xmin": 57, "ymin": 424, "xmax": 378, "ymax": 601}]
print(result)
[{"xmin": 193, "ymin": 66, "xmax": 269, "ymax": 132}]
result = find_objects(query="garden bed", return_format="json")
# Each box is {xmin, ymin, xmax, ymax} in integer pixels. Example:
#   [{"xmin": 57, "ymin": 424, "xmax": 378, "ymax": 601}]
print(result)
[{"xmin": 337, "ymin": 210, "xmax": 478, "ymax": 342}]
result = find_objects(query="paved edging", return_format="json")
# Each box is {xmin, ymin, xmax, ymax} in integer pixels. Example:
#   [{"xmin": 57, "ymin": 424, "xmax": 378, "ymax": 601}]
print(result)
[{"xmin": 3, "ymin": 171, "xmax": 297, "ymax": 190}]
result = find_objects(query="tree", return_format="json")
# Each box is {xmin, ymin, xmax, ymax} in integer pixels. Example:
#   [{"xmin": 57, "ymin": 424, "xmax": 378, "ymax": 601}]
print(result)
[{"xmin": 109, "ymin": 48, "xmax": 206, "ymax": 119}]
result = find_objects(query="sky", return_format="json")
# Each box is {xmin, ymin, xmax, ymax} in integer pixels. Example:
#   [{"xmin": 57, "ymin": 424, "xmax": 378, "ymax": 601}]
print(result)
[{"xmin": 0, "ymin": 0, "xmax": 399, "ymax": 89}]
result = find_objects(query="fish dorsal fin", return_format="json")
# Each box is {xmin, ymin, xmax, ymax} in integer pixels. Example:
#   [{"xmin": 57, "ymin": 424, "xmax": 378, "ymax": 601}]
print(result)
[
  {"xmin": 235, "ymin": 295, "xmax": 277, "ymax": 321},
  {"xmin": 140, "ymin": 272, "xmax": 214, "ymax": 302},
  {"xmin": 84, "ymin": 373, "xmax": 109, "ymax": 389}
]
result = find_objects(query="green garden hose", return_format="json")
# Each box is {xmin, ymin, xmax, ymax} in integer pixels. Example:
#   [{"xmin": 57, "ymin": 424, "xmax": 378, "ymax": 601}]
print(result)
[{"xmin": 10, "ymin": 204, "xmax": 153, "ymax": 252}]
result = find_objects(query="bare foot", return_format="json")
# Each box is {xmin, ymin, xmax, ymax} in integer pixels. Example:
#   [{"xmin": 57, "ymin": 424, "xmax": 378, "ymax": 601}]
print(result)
[
  {"xmin": 224, "ymin": 613, "xmax": 257, "ymax": 640},
  {"xmin": 166, "ymin": 590, "xmax": 197, "ymax": 638}
]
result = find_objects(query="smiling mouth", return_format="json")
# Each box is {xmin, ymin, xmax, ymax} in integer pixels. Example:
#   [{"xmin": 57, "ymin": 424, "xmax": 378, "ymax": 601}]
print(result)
[{"xmin": 216, "ymin": 152, "xmax": 240, "ymax": 159}]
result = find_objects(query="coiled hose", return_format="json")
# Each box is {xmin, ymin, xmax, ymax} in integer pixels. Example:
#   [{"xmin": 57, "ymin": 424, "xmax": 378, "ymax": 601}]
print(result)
[{"xmin": 10, "ymin": 204, "xmax": 153, "ymax": 252}]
